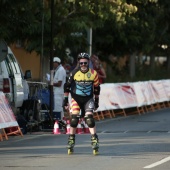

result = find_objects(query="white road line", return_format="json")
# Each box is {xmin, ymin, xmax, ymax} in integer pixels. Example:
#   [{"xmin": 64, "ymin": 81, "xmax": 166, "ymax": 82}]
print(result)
[{"xmin": 144, "ymin": 156, "xmax": 170, "ymax": 169}]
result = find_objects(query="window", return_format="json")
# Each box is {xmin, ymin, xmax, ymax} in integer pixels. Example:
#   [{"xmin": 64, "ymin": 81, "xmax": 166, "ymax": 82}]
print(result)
[{"xmin": 6, "ymin": 54, "xmax": 20, "ymax": 74}]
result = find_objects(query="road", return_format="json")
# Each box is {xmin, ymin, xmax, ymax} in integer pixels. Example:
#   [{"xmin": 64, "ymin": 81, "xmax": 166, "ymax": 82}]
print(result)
[{"xmin": 1, "ymin": 108, "xmax": 170, "ymax": 170}]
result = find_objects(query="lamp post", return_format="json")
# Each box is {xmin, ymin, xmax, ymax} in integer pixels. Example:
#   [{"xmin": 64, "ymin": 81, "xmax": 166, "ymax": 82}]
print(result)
[
  {"xmin": 49, "ymin": 0, "xmax": 54, "ymax": 124},
  {"xmin": 87, "ymin": 28, "xmax": 92, "ymax": 56},
  {"xmin": 161, "ymin": 44, "xmax": 170, "ymax": 72}
]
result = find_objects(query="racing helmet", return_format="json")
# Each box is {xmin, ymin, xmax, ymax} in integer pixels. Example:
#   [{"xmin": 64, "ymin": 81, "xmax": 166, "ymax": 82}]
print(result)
[{"xmin": 77, "ymin": 52, "xmax": 90, "ymax": 61}]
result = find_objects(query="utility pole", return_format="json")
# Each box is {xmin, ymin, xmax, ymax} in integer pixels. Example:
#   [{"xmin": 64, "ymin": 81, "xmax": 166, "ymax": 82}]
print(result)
[
  {"xmin": 49, "ymin": 0, "xmax": 54, "ymax": 124},
  {"xmin": 87, "ymin": 28, "xmax": 92, "ymax": 56}
]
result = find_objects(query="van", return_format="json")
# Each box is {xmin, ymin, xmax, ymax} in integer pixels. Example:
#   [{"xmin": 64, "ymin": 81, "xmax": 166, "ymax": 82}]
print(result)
[{"xmin": 0, "ymin": 45, "xmax": 31, "ymax": 108}]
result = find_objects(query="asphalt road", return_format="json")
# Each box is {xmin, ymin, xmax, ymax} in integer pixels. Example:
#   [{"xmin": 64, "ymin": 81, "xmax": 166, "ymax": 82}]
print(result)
[{"xmin": 1, "ymin": 107, "xmax": 170, "ymax": 170}]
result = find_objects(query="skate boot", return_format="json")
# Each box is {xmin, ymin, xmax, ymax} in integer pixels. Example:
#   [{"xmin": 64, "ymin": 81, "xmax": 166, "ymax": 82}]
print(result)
[
  {"xmin": 91, "ymin": 134, "xmax": 99, "ymax": 155},
  {"xmin": 67, "ymin": 134, "xmax": 75, "ymax": 155}
]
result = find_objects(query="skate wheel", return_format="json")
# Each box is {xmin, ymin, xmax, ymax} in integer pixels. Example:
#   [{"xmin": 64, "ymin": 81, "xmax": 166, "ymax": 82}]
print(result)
[
  {"xmin": 93, "ymin": 149, "xmax": 99, "ymax": 155},
  {"xmin": 68, "ymin": 148, "xmax": 74, "ymax": 155}
]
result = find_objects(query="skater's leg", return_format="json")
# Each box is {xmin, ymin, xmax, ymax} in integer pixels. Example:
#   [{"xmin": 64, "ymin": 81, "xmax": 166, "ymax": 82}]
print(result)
[
  {"xmin": 91, "ymin": 133, "xmax": 99, "ymax": 149},
  {"xmin": 91, "ymin": 133, "xmax": 99, "ymax": 155},
  {"xmin": 67, "ymin": 114, "xmax": 79, "ymax": 147},
  {"xmin": 84, "ymin": 114, "xmax": 97, "ymax": 134},
  {"xmin": 84, "ymin": 113, "xmax": 99, "ymax": 152},
  {"xmin": 89, "ymin": 126, "xmax": 96, "ymax": 134},
  {"xmin": 69, "ymin": 98, "xmax": 80, "ymax": 134},
  {"xmin": 69, "ymin": 126, "xmax": 76, "ymax": 134},
  {"xmin": 67, "ymin": 98, "xmax": 80, "ymax": 154},
  {"xmin": 68, "ymin": 134, "xmax": 75, "ymax": 148},
  {"xmin": 84, "ymin": 100, "xmax": 97, "ymax": 135},
  {"xmin": 67, "ymin": 134, "xmax": 75, "ymax": 154},
  {"xmin": 69, "ymin": 114, "xmax": 79, "ymax": 134}
]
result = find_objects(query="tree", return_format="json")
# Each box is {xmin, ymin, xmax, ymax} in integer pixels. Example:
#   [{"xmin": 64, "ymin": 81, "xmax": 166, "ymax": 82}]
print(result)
[
  {"xmin": 1, "ymin": 0, "xmax": 170, "ymax": 81},
  {"xmin": 0, "ymin": 0, "xmax": 136, "ymax": 56},
  {"xmin": 0, "ymin": 0, "xmax": 44, "ymax": 49}
]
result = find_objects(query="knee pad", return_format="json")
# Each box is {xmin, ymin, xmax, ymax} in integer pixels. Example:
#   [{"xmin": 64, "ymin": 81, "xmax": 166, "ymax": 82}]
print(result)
[
  {"xmin": 70, "ymin": 115, "xmax": 79, "ymax": 128},
  {"xmin": 85, "ymin": 115, "xmax": 95, "ymax": 128}
]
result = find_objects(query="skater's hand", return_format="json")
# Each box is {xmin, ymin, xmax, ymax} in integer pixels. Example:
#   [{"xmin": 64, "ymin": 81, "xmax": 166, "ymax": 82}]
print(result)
[{"xmin": 94, "ymin": 98, "xmax": 99, "ymax": 110}]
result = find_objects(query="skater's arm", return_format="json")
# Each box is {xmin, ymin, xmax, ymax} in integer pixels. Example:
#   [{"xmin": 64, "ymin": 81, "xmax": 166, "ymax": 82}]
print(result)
[{"xmin": 63, "ymin": 71, "xmax": 74, "ymax": 109}]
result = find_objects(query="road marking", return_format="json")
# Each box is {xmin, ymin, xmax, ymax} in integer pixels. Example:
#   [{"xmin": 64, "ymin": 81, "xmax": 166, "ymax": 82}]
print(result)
[{"xmin": 144, "ymin": 156, "xmax": 170, "ymax": 169}]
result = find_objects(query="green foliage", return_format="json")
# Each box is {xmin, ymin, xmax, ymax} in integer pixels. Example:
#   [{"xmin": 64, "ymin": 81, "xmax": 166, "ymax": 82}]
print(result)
[
  {"xmin": 0, "ymin": 0, "xmax": 170, "ymax": 82},
  {"xmin": 0, "ymin": 0, "xmax": 138, "ymax": 56},
  {"xmin": 106, "ymin": 61, "xmax": 170, "ymax": 83}
]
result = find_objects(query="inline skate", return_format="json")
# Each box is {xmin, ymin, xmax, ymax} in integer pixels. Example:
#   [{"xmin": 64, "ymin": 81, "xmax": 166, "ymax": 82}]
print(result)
[
  {"xmin": 91, "ymin": 134, "xmax": 99, "ymax": 155},
  {"xmin": 67, "ymin": 134, "xmax": 75, "ymax": 155}
]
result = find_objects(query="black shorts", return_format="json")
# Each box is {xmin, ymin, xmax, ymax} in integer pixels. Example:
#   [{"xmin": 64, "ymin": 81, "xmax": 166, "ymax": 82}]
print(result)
[{"xmin": 71, "ymin": 94, "xmax": 94, "ymax": 117}]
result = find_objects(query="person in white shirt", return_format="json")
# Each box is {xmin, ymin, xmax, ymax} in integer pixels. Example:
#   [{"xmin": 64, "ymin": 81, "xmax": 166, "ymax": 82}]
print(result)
[{"xmin": 53, "ymin": 57, "xmax": 66, "ymax": 121}]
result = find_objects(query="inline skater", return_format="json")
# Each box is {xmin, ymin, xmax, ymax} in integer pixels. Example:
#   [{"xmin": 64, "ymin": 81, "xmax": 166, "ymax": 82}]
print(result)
[{"xmin": 63, "ymin": 52, "xmax": 100, "ymax": 155}]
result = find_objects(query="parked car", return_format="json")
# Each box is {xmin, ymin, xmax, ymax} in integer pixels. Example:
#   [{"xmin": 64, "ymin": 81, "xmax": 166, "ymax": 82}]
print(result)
[{"xmin": 0, "ymin": 46, "xmax": 31, "ymax": 108}]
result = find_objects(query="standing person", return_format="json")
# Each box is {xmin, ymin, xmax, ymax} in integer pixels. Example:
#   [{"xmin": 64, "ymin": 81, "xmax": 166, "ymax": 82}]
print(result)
[
  {"xmin": 89, "ymin": 54, "xmax": 99, "ymax": 68},
  {"xmin": 53, "ymin": 57, "xmax": 66, "ymax": 126},
  {"xmin": 94, "ymin": 59, "xmax": 106, "ymax": 84},
  {"xmin": 63, "ymin": 52, "xmax": 100, "ymax": 155}
]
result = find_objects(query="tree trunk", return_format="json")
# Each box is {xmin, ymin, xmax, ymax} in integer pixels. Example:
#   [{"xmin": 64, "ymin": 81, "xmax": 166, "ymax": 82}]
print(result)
[
  {"xmin": 129, "ymin": 53, "xmax": 136, "ymax": 78},
  {"xmin": 150, "ymin": 55, "xmax": 155, "ymax": 73}
]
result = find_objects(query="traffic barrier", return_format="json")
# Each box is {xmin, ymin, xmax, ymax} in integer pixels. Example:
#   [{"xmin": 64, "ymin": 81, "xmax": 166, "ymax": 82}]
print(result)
[
  {"xmin": 80, "ymin": 118, "xmax": 90, "ymax": 134},
  {"xmin": 84, "ymin": 123, "xmax": 90, "ymax": 133},
  {"xmin": 5, "ymin": 126, "xmax": 23, "ymax": 137},
  {"xmin": 0, "ymin": 128, "xmax": 8, "ymax": 141},
  {"xmin": 0, "ymin": 92, "xmax": 23, "ymax": 140},
  {"xmin": 76, "ymin": 119, "xmax": 83, "ymax": 134},
  {"xmin": 83, "ymin": 120, "xmax": 90, "ymax": 134},
  {"xmin": 53, "ymin": 120, "xmax": 61, "ymax": 134},
  {"xmin": 66, "ymin": 119, "xmax": 71, "ymax": 134}
]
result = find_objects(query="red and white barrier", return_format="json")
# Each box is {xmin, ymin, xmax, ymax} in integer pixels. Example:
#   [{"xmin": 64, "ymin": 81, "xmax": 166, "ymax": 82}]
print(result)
[
  {"xmin": 0, "ymin": 92, "xmax": 18, "ymax": 129},
  {"xmin": 95, "ymin": 79, "xmax": 170, "ymax": 112}
]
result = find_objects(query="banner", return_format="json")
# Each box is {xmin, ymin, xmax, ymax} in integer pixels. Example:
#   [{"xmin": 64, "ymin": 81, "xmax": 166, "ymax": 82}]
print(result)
[
  {"xmin": 132, "ymin": 82, "xmax": 147, "ymax": 107},
  {"xmin": 0, "ymin": 92, "xmax": 18, "ymax": 129},
  {"xmin": 150, "ymin": 80, "xmax": 169, "ymax": 102},
  {"xmin": 1, "ymin": 80, "xmax": 169, "ymax": 119},
  {"xmin": 96, "ymin": 79, "xmax": 170, "ymax": 112},
  {"xmin": 162, "ymin": 79, "xmax": 170, "ymax": 99}
]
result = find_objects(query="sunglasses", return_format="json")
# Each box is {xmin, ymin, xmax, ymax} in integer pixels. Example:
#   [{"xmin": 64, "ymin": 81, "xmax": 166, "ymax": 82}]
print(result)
[{"xmin": 79, "ymin": 62, "xmax": 88, "ymax": 65}]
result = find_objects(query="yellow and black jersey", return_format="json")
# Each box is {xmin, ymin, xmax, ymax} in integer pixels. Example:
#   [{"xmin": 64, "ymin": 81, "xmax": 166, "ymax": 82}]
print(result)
[{"xmin": 65, "ymin": 68, "xmax": 100, "ymax": 97}]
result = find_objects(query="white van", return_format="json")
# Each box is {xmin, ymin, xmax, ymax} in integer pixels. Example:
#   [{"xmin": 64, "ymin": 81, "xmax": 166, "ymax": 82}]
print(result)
[{"xmin": 0, "ymin": 46, "xmax": 31, "ymax": 108}]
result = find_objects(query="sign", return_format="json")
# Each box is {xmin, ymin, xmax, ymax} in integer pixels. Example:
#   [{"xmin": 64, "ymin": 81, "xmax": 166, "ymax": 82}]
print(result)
[
  {"xmin": 0, "ymin": 92, "xmax": 18, "ymax": 129},
  {"xmin": 96, "ymin": 80, "xmax": 170, "ymax": 112}
]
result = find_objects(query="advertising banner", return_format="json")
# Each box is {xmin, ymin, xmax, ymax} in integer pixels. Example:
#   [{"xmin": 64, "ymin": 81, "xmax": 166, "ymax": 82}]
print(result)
[
  {"xmin": 96, "ymin": 79, "xmax": 170, "ymax": 112},
  {"xmin": 0, "ymin": 92, "xmax": 18, "ymax": 129}
]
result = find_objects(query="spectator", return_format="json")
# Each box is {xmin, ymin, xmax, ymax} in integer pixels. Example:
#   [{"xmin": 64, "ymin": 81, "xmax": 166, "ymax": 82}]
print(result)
[
  {"xmin": 53, "ymin": 57, "xmax": 66, "ymax": 121},
  {"xmin": 90, "ymin": 54, "xmax": 99, "ymax": 68},
  {"xmin": 93, "ymin": 58, "xmax": 106, "ymax": 84}
]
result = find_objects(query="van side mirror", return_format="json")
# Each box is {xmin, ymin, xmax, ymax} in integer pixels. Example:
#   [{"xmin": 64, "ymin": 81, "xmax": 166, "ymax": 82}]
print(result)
[{"xmin": 24, "ymin": 70, "xmax": 32, "ymax": 79}]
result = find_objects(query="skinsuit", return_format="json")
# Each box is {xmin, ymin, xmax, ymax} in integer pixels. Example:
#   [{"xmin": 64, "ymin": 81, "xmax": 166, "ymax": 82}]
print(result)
[{"xmin": 63, "ymin": 52, "xmax": 100, "ymax": 155}]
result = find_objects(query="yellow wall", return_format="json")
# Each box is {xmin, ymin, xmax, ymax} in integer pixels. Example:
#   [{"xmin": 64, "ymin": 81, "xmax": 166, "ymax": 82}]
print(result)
[{"xmin": 10, "ymin": 44, "xmax": 40, "ymax": 81}]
